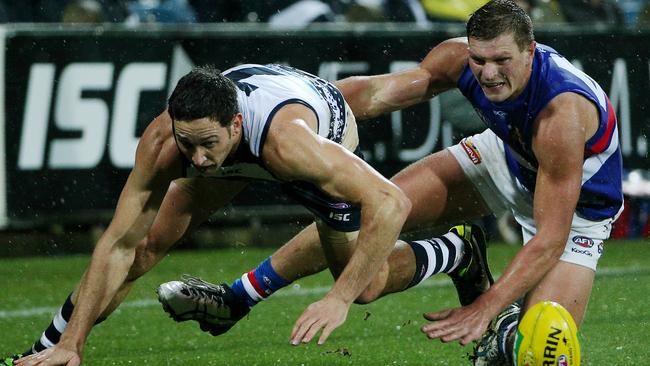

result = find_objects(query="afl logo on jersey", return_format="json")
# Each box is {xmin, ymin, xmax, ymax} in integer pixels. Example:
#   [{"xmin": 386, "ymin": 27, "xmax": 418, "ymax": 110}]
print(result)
[
  {"xmin": 572, "ymin": 235, "xmax": 594, "ymax": 248},
  {"xmin": 461, "ymin": 138, "xmax": 482, "ymax": 165}
]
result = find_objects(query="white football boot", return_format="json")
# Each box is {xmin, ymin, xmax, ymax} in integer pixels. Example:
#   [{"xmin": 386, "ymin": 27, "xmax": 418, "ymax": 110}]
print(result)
[{"xmin": 157, "ymin": 275, "xmax": 250, "ymax": 336}]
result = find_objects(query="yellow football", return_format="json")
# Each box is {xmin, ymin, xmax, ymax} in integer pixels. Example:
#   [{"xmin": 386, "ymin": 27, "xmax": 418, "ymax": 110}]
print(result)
[{"xmin": 514, "ymin": 301, "xmax": 580, "ymax": 366}]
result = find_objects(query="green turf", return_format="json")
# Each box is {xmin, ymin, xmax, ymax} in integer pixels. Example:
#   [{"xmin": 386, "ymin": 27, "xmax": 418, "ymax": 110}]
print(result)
[{"xmin": 1, "ymin": 240, "xmax": 648, "ymax": 365}]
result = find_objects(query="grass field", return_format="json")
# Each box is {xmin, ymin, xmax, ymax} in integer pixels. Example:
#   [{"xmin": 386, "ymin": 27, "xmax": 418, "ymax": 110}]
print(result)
[{"xmin": 1, "ymin": 240, "xmax": 649, "ymax": 365}]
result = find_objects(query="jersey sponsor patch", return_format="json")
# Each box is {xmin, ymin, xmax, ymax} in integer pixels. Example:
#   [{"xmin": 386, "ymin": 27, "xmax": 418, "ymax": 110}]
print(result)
[{"xmin": 460, "ymin": 139, "xmax": 482, "ymax": 165}]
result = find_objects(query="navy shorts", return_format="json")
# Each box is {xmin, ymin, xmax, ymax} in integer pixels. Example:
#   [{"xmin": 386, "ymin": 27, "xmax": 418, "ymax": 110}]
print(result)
[{"xmin": 282, "ymin": 147, "xmax": 364, "ymax": 232}]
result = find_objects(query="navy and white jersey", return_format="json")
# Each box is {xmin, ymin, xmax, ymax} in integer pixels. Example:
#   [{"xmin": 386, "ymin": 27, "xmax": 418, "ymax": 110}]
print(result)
[
  {"xmin": 186, "ymin": 63, "xmax": 349, "ymax": 181},
  {"xmin": 183, "ymin": 64, "xmax": 361, "ymax": 232},
  {"xmin": 228, "ymin": 63, "xmax": 347, "ymax": 159},
  {"xmin": 457, "ymin": 44, "xmax": 623, "ymax": 221}
]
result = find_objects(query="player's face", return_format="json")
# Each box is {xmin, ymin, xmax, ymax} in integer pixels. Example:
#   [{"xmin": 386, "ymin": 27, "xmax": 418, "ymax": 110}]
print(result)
[
  {"xmin": 468, "ymin": 32, "xmax": 535, "ymax": 103},
  {"xmin": 174, "ymin": 114, "xmax": 242, "ymax": 175}
]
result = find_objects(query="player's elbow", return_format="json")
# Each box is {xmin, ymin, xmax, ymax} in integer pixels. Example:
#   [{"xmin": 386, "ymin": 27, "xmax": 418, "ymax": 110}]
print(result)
[
  {"xmin": 549, "ymin": 239, "xmax": 567, "ymax": 260},
  {"xmin": 93, "ymin": 231, "xmax": 149, "ymax": 281},
  {"xmin": 541, "ymin": 228, "xmax": 571, "ymax": 258},
  {"xmin": 338, "ymin": 76, "xmax": 382, "ymax": 120},
  {"xmin": 532, "ymin": 235, "xmax": 566, "ymax": 263}
]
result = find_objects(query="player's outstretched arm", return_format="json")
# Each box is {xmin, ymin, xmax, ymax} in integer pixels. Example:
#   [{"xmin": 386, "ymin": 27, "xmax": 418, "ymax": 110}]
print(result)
[
  {"xmin": 16, "ymin": 112, "xmax": 183, "ymax": 366},
  {"xmin": 261, "ymin": 104, "xmax": 411, "ymax": 345},
  {"xmin": 334, "ymin": 38, "xmax": 467, "ymax": 120},
  {"xmin": 420, "ymin": 93, "xmax": 590, "ymax": 345}
]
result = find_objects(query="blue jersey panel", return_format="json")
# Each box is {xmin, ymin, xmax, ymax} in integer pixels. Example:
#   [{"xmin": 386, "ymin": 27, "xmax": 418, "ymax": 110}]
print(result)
[{"xmin": 457, "ymin": 44, "xmax": 622, "ymax": 221}]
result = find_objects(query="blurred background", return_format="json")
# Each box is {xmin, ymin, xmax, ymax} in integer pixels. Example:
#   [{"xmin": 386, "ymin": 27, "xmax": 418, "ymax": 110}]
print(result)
[{"xmin": 0, "ymin": 0, "xmax": 648, "ymax": 257}]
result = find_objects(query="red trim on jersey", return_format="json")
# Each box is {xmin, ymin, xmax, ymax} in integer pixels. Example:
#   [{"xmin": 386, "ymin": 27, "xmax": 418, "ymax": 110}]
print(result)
[
  {"xmin": 247, "ymin": 271, "xmax": 267, "ymax": 298},
  {"xmin": 586, "ymin": 99, "xmax": 616, "ymax": 156}
]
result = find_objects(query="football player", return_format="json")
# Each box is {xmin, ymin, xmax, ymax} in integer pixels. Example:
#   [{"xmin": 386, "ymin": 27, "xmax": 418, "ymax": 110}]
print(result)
[
  {"xmin": 160, "ymin": 0, "xmax": 622, "ymax": 364},
  {"xmin": 9, "ymin": 63, "xmax": 492, "ymax": 366}
]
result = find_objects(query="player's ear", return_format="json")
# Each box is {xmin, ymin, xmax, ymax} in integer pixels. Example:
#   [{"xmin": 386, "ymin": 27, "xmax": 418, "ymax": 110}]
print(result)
[
  {"xmin": 527, "ymin": 41, "xmax": 536, "ymax": 56},
  {"xmin": 525, "ymin": 41, "xmax": 536, "ymax": 67},
  {"xmin": 231, "ymin": 113, "xmax": 243, "ymax": 136}
]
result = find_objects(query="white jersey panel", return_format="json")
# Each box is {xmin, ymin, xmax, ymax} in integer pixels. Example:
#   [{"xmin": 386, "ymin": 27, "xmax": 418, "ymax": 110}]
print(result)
[{"xmin": 223, "ymin": 64, "xmax": 344, "ymax": 158}]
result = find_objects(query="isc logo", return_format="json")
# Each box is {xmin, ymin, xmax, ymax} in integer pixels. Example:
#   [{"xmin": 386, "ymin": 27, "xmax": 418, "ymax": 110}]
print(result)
[
  {"xmin": 17, "ymin": 62, "xmax": 171, "ymax": 170},
  {"xmin": 329, "ymin": 212, "xmax": 351, "ymax": 221}
]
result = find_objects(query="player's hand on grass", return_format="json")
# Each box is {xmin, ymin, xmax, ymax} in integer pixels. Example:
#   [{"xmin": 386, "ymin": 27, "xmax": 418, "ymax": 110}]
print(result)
[
  {"xmin": 290, "ymin": 294, "xmax": 349, "ymax": 346},
  {"xmin": 420, "ymin": 301, "xmax": 492, "ymax": 346},
  {"xmin": 14, "ymin": 346, "xmax": 81, "ymax": 366}
]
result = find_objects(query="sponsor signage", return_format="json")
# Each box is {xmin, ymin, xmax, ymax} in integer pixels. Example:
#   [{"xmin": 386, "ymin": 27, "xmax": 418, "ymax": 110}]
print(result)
[{"xmin": 2, "ymin": 26, "xmax": 648, "ymax": 226}]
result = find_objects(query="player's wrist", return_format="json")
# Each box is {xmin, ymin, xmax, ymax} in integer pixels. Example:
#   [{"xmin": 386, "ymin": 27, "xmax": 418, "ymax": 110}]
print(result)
[
  {"xmin": 58, "ymin": 333, "xmax": 86, "ymax": 354},
  {"xmin": 324, "ymin": 289, "xmax": 354, "ymax": 306},
  {"xmin": 473, "ymin": 289, "xmax": 507, "ymax": 318}
]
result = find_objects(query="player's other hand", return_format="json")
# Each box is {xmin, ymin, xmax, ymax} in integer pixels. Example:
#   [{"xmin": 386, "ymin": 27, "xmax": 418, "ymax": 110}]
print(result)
[
  {"xmin": 420, "ymin": 302, "xmax": 491, "ymax": 346},
  {"xmin": 290, "ymin": 294, "xmax": 350, "ymax": 346},
  {"xmin": 14, "ymin": 346, "xmax": 81, "ymax": 366}
]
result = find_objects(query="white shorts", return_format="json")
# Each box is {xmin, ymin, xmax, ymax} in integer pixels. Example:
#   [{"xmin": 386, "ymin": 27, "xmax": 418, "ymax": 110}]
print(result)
[{"xmin": 448, "ymin": 129, "xmax": 616, "ymax": 271}]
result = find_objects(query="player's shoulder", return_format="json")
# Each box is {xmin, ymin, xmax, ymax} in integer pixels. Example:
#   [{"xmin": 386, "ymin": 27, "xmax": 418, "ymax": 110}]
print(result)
[
  {"xmin": 431, "ymin": 37, "xmax": 468, "ymax": 57},
  {"xmin": 419, "ymin": 37, "xmax": 469, "ymax": 86},
  {"xmin": 135, "ymin": 110, "xmax": 183, "ymax": 177},
  {"xmin": 440, "ymin": 37, "xmax": 468, "ymax": 48},
  {"xmin": 140, "ymin": 110, "xmax": 174, "ymax": 148}
]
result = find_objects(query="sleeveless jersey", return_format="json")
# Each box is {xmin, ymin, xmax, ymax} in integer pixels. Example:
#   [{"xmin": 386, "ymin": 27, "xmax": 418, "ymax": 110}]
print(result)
[
  {"xmin": 457, "ymin": 44, "xmax": 622, "ymax": 221},
  {"xmin": 186, "ymin": 63, "xmax": 349, "ymax": 181},
  {"xmin": 182, "ymin": 64, "xmax": 361, "ymax": 231}
]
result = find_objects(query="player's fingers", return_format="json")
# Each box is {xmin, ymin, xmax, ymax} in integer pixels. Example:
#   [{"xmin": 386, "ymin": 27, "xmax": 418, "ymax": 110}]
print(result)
[
  {"xmin": 423, "ymin": 308, "xmax": 453, "ymax": 321},
  {"xmin": 422, "ymin": 318, "xmax": 462, "ymax": 339},
  {"xmin": 291, "ymin": 315, "xmax": 318, "ymax": 345},
  {"xmin": 302, "ymin": 319, "xmax": 326, "ymax": 344},
  {"xmin": 317, "ymin": 322, "xmax": 338, "ymax": 345},
  {"xmin": 459, "ymin": 332, "xmax": 480, "ymax": 346},
  {"xmin": 16, "ymin": 353, "xmax": 40, "ymax": 366},
  {"xmin": 290, "ymin": 311, "xmax": 310, "ymax": 339},
  {"xmin": 290, "ymin": 317, "xmax": 301, "ymax": 340},
  {"xmin": 32, "ymin": 351, "xmax": 51, "ymax": 366},
  {"xmin": 423, "ymin": 327, "xmax": 447, "ymax": 340},
  {"xmin": 421, "ymin": 316, "xmax": 455, "ymax": 334},
  {"xmin": 438, "ymin": 326, "xmax": 467, "ymax": 343}
]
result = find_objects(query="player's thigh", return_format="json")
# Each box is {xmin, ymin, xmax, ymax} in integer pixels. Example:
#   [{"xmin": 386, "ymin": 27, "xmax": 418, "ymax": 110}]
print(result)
[
  {"xmin": 391, "ymin": 149, "xmax": 490, "ymax": 230},
  {"xmin": 523, "ymin": 261, "xmax": 595, "ymax": 326},
  {"xmin": 315, "ymin": 220, "xmax": 359, "ymax": 275},
  {"xmin": 144, "ymin": 177, "xmax": 248, "ymax": 254}
]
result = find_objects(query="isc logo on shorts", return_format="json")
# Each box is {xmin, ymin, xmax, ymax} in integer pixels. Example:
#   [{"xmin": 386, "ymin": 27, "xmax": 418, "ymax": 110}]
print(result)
[
  {"xmin": 329, "ymin": 212, "xmax": 351, "ymax": 221},
  {"xmin": 460, "ymin": 139, "xmax": 482, "ymax": 165}
]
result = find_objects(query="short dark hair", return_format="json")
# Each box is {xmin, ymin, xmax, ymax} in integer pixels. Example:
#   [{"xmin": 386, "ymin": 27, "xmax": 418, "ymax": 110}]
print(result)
[
  {"xmin": 168, "ymin": 65, "xmax": 239, "ymax": 127},
  {"xmin": 466, "ymin": 0, "xmax": 534, "ymax": 51}
]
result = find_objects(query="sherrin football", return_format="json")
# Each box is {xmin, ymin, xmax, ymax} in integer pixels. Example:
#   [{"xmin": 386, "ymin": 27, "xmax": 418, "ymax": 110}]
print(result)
[{"xmin": 514, "ymin": 301, "xmax": 580, "ymax": 366}]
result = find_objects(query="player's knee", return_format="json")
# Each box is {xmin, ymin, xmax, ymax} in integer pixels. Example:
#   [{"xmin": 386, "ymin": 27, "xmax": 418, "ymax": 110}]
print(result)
[
  {"xmin": 354, "ymin": 287, "xmax": 381, "ymax": 305},
  {"xmin": 127, "ymin": 234, "xmax": 163, "ymax": 281}
]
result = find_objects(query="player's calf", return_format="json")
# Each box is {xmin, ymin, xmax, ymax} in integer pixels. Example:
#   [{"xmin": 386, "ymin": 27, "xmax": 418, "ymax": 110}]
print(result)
[{"xmin": 405, "ymin": 223, "xmax": 494, "ymax": 306}]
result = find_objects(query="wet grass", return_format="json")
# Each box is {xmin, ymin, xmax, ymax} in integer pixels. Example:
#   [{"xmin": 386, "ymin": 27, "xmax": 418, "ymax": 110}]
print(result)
[{"xmin": 1, "ymin": 240, "xmax": 648, "ymax": 365}]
